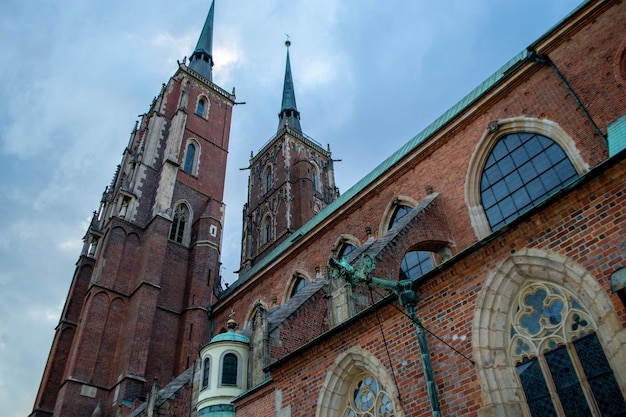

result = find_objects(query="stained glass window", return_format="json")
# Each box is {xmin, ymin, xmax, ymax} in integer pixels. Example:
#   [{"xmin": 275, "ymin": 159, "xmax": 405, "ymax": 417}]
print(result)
[
  {"xmin": 481, "ymin": 133, "xmax": 578, "ymax": 230},
  {"xmin": 338, "ymin": 243, "xmax": 356, "ymax": 259},
  {"xmin": 343, "ymin": 373, "xmax": 395, "ymax": 417},
  {"xmin": 511, "ymin": 282, "xmax": 626, "ymax": 416}
]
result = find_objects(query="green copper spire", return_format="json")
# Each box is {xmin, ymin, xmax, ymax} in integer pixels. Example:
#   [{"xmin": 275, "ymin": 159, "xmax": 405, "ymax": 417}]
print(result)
[
  {"xmin": 278, "ymin": 40, "xmax": 302, "ymax": 133},
  {"xmin": 188, "ymin": 1, "xmax": 215, "ymax": 81}
]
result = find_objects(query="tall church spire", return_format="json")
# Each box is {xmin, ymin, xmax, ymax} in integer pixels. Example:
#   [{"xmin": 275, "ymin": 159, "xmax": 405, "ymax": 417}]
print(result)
[
  {"xmin": 189, "ymin": 1, "xmax": 215, "ymax": 81},
  {"xmin": 278, "ymin": 40, "xmax": 302, "ymax": 133}
]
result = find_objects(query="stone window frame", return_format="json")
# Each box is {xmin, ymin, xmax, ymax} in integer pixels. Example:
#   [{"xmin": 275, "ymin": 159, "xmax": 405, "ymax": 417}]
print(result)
[
  {"xmin": 311, "ymin": 161, "xmax": 321, "ymax": 193},
  {"xmin": 261, "ymin": 213, "xmax": 273, "ymax": 245},
  {"xmin": 195, "ymin": 95, "xmax": 210, "ymax": 119},
  {"xmin": 218, "ymin": 350, "xmax": 243, "ymax": 388},
  {"xmin": 243, "ymin": 299, "xmax": 269, "ymax": 332},
  {"xmin": 465, "ymin": 117, "xmax": 588, "ymax": 240},
  {"xmin": 264, "ymin": 164, "xmax": 273, "ymax": 193},
  {"xmin": 332, "ymin": 234, "xmax": 361, "ymax": 259},
  {"xmin": 169, "ymin": 201, "xmax": 193, "ymax": 246},
  {"xmin": 472, "ymin": 248, "xmax": 626, "ymax": 416},
  {"xmin": 182, "ymin": 138, "xmax": 201, "ymax": 176},
  {"xmin": 378, "ymin": 196, "xmax": 418, "ymax": 237},
  {"xmin": 315, "ymin": 347, "xmax": 404, "ymax": 417},
  {"xmin": 284, "ymin": 270, "xmax": 311, "ymax": 302}
]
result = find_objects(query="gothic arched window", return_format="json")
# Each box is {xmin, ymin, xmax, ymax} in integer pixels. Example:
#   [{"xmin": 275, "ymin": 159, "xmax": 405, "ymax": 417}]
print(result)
[
  {"xmin": 201, "ymin": 357, "xmax": 210, "ymax": 389},
  {"xmin": 221, "ymin": 353, "xmax": 238, "ymax": 386},
  {"xmin": 338, "ymin": 243, "xmax": 356, "ymax": 259},
  {"xmin": 399, "ymin": 250, "xmax": 433, "ymax": 281},
  {"xmin": 388, "ymin": 204, "xmax": 412, "ymax": 229},
  {"xmin": 265, "ymin": 166, "xmax": 272, "ymax": 193},
  {"xmin": 196, "ymin": 96, "xmax": 209, "ymax": 118},
  {"xmin": 262, "ymin": 215, "xmax": 273, "ymax": 244},
  {"xmin": 343, "ymin": 372, "xmax": 396, "ymax": 417},
  {"xmin": 183, "ymin": 143, "xmax": 196, "ymax": 174},
  {"xmin": 481, "ymin": 132, "xmax": 578, "ymax": 230},
  {"xmin": 510, "ymin": 282, "xmax": 626, "ymax": 416},
  {"xmin": 169, "ymin": 203, "xmax": 189, "ymax": 244},
  {"xmin": 289, "ymin": 275, "xmax": 307, "ymax": 298}
]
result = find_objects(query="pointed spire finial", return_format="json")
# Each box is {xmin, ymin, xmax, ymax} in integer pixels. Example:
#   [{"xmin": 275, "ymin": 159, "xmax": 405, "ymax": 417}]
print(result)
[
  {"xmin": 189, "ymin": 0, "xmax": 215, "ymax": 81},
  {"xmin": 278, "ymin": 39, "xmax": 302, "ymax": 133}
]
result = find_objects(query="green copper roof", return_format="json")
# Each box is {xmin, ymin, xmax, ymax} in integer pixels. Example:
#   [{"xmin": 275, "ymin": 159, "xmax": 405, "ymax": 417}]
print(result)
[
  {"xmin": 278, "ymin": 42, "xmax": 302, "ymax": 133},
  {"xmin": 210, "ymin": 328, "xmax": 249, "ymax": 344},
  {"xmin": 221, "ymin": 0, "xmax": 592, "ymax": 299},
  {"xmin": 189, "ymin": 0, "xmax": 215, "ymax": 81}
]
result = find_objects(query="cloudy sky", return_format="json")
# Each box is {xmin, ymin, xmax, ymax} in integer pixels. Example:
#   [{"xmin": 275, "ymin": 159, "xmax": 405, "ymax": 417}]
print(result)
[{"xmin": 0, "ymin": 0, "xmax": 584, "ymax": 415}]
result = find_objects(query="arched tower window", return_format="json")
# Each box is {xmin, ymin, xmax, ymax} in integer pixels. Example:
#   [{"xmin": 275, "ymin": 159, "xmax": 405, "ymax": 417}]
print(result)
[
  {"xmin": 399, "ymin": 250, "xmax": 433, "ymax": 281},
  {"xmin": 510, "ymin": 281, "xmax": 626, "ymax": 416},
  {"xmin": 481, "ymin": 132, "xmax": 578, "ymax": 230},
  {"xmin": 221, "ymin": 352, "xmax": 238, "ymax": 386},
  {"xmin": 169, "ymin": 203, "xmax": 190, "ymax": 244},
  {"xmin": 196, "ymin": 96, "xmax": 209, "ymax": 118},
  {"xmin": 265, "ymin": 165, "xmax": 273, "ymax": 193},
  {"xmin": 262, "ymin": 214, "xmax": 273, "ymax": 244},
  {"xmin": 201, "ymin": 357, "xmax": 210, "ymax": 389},
  {"xmin": 183, "ymin": 142, "xmax": 197, "ymax": 174}
]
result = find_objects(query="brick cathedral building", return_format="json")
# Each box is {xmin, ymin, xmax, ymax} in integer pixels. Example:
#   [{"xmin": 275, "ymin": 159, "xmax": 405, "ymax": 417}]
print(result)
[{"xmin": 32, "ymin": 1, "xmax": 626, "ymax": 416}]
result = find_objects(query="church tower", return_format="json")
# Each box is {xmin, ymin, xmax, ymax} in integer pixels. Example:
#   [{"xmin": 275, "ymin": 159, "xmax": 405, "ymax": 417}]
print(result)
[
  {"xmin": 30, "ymin": 2, "xmax": 235, "ymax": 416},
  {"xmin": 240, "ymin": 41, "xmax": 339, "ymax": 273}
]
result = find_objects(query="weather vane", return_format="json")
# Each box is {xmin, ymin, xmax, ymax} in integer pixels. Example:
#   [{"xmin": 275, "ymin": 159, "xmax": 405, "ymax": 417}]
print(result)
[{"xmin": 285, "ymin": 33, "xmax": 291, "ymax": 48}]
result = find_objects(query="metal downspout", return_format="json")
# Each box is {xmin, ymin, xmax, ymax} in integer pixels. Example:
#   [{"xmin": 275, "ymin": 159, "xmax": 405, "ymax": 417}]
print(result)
[
  {"xmin": 528, "ymin": 49, "xmax": 607, "ymax": 144},
  {"xmin": 406, "ymin": 303, "xmax": 442, "ymax": 417}
]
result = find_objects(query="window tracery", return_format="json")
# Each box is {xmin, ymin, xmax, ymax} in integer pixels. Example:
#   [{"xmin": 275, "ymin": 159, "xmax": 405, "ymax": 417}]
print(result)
[
  {"xmin": 169, "ymin": 203, "xmax": 189, "ymax": 244},
  {"xmin": 510, "ymin": 281, "xmax": 626, "ymax": 416},
  {"xmin": 343, "ymin": 372, "xmax": 395, "ymax": 417}
]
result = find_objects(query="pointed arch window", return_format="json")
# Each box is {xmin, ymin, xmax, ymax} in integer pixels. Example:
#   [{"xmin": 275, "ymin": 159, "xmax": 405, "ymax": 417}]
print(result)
[
  {"xmin": 510, "ymin": 282, "xmax": 626, "ymax": 416},
  {"xmin": 289, "ymin": 274, "xmax": 307, "ymax": 298},
  {"xmin": 201, "ymin": 357, "xmax": 210, "ymax": 389},
  {"xmin": 338, "ymin": 243, "xmax": 356, "ymax": 259},
  {"xmin": 169, "ymin": 204, "xmax": 189, "ymax": 244},
  {"xmin": 196, "ymin": 96, "xmax": 209, "ymax": 118},
  {"xmin": 481, "ymin": 132, "xmax": 578, "ymax": 230},
  {"xmin": 183, "ymin": 143, "xmax": 197, "ymax": 174},
  {"xmin": 265, "ymin": 166, "xmax": 273, "ymax": 193},
  {"xmin": 262, "ymin": 215, "xmax": 273, "ymax": 244},
  {"xmin": 388, "ymin": 204, "xmax": 412, "ymax": 229},
  {"xmin": 221, "ymin": 353, "xmax": 238, "ymax": 386}
]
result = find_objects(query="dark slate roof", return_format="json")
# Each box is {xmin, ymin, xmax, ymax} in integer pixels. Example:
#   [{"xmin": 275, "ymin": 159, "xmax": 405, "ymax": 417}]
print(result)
[
  {"xmin": 188, "ymin": 1, "xmax": 215, "ymax": 80},
  {"xmin": 351, "ymin": 193, "xmax": 439, "ymax": 262},
  {"xmin": 127, "ymin": 367, "xmax": 194, "ymax": 417},
  {"xmin": 277, "ymin": 46, "xmax": 302, "ymax": 133},
  {"xmin": 267, "ymin": 276, "xmax": 328, "ymax": 332},
  {"xmin": 220, "ymin": 0, "xmax": 591, "ymax": 300}
]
